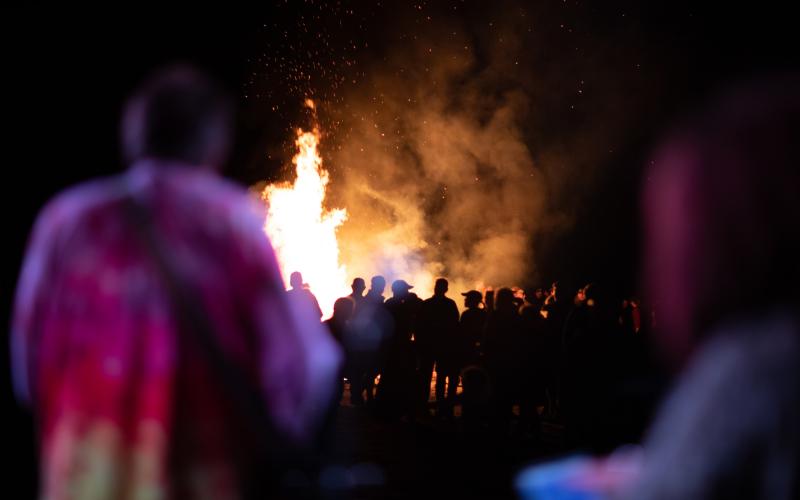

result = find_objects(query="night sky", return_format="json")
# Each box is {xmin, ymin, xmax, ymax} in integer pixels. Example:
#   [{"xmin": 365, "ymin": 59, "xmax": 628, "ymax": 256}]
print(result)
[{"xmin": 3, "ymin": 2, "xmax": 797, "ymax": 493}]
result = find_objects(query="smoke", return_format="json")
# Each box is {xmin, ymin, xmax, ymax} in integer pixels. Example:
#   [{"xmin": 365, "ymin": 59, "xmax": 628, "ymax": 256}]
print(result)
[
  {"xmin": 246, "ymin": 1, "xmax": 659, "ymax": 298},
  {"xmin": 324, "ymin": 12, "xmax": 549, "ymax": 297}
]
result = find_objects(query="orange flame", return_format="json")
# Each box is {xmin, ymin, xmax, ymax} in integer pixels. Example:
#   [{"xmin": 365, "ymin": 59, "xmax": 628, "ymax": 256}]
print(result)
[{"xmin": 261, "ymin": 125, "xmax": 349, "ymax": 318}]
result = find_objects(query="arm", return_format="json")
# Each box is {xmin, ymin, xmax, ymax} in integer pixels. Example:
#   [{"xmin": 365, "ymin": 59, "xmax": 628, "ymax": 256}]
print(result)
[{"xmin": 11, "ymin": 202, "xmax": 61, "ymax": 407}]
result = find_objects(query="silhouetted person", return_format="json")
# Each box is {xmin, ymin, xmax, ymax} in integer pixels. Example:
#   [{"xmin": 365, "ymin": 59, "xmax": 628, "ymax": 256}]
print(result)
[
  {"xmin": 565, "ymin": 282, "xmax": 621, "ymax": 450},
  {"xmin": 417, "ymin": 278, "xmax": 460, "ymax": 416},
  {"xmin": 623, "ymin": 76, "xmax": 800, "ymax": 500},
  {"xmin": 377, "ymin": 280, "xmax": 422, "ymax": 419},
  {"xmin": 484, "ymin": 288, "xmax": 525, "ymax": 430},
  {"xmin": 287, "ymin": 271, "xmax": 323, "ymax": 321},
  {"xmin": 325, "ymin": 297, "xmax": 354, "ymax": 347},
  {"xmin": 347, "ymin": 275, "xmax": 390, "ymax": 405},
  {"xmin": 365, "ymin": 275, "xmax": 387, "ymax": 304},
  {"xmin": 10, "ymin": 66, "xmax": 341, "ymax": 499},
  {"xmin": 518, "ymin": 288, "xmax": 551, "ymax": 437},
  {"xmin": 325, "ymin": 297, "xmax": 355, "ymax": 402},
  {"xmin": 349, "ymin": 277, "xmax": 366, "ymax": 310},
  {"xmin": 459, "ymin": 290, "xmax": 491, "ymax": 429},
  {"xmin": 459, "ymin": 290, "xmax": 488, "ymax": 367}
]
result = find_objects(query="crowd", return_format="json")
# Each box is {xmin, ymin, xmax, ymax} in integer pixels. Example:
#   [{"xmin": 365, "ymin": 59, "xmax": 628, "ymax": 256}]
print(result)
[{"xmin": 290, "ymin": 272, "xmax": 654, "ymax": 450}]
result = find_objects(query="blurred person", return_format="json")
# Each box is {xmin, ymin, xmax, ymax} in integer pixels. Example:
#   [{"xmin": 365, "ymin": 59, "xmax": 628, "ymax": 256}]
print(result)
[
  {"xmin": 10, "ymin": 66, "xmax": 342, "ymax": 499},
  {"xmin": 621, "ymin": 76, "xmax": 800, "ymax": 499}
]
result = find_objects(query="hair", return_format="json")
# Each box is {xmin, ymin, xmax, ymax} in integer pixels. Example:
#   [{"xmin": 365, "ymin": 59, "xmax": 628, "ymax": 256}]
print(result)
[
  {"xmin": 289, "ymin": 272, "xmax": 303, "ymax": 288},
  {"xmin": 370, "ymin": 275, "xmax": 386, "ymax": 291},
  {"xmin": 495, "ymin": 288, "xmax": 516, "ymax": 312},
  {"xmin": 121, "ymin": 65, "xmax": 234, "ymax": 166},
  {"xmin": 332, "ymin": 297, "xmax": 354, "ymax": 320}
]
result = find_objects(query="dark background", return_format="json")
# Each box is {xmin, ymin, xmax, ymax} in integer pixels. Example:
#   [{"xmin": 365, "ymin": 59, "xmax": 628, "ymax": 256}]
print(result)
[{"xmin": 4, "ymin": 3, "xmax": 797, "ymax": 495}]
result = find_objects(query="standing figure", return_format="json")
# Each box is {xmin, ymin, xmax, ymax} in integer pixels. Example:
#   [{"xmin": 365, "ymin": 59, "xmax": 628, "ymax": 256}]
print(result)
[
  {"xmin": 10, "ymin": 67, "xmax": 341, "ymax": 499},
  {"xmin": 376, "ymin": 280, "xmax": 422, "ymax": 419},
  {"xmin": 347, "ymin": 275, "xmax": 390, "ymax": 405},
  {"xmin": 287, "ymin": 271, "xmax": 323, "ymax": 321},
  {"xmin": 417, "ymin": 278, "xmax": 460, "ymax": 417}
]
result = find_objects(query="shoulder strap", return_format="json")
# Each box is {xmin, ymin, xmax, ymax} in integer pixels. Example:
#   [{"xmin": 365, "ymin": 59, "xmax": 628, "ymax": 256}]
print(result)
[{"xmin": 122, "ymin": 190, "xmax": 304, "ymax": 498}]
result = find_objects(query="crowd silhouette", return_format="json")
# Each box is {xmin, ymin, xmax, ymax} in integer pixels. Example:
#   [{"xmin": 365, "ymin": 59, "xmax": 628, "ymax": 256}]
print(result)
[
  {"xmin": 291, "ymin": 273, "xmax": 655, "ymax": 451},
  {"xmin": 14, "ymin": 62, "xmax": 798, "ymax": 499}
]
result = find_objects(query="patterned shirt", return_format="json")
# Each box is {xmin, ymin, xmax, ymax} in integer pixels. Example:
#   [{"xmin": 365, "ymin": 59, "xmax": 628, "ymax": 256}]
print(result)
[{"xmin": 11, "ymin": 160, "xmax": 341, "ymax": 499}]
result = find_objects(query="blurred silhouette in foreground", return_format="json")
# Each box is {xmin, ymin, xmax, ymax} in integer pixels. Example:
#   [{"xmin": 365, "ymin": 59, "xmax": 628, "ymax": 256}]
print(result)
[
  {"xmin": 622, "ymin": 75, "xmax": 800, "ymax": 500},
  {"xmin": 518, "ymin": 75, "xmax": 800, "ymax": 500},
  {"xmin": 11, "ymin": 66, "xmax": 341, "ymax": 499}
]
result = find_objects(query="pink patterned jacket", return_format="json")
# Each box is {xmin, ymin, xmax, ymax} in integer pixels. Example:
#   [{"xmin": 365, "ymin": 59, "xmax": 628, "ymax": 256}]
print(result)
[{"xmin": 12, "ymin": 160, "xmax": 341, "ymax": 499}]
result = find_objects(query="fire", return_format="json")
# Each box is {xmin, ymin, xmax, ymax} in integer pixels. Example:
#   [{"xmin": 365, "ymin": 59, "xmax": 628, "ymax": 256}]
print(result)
[{"xmin": 261, "ymin": 125, "xmax": 349, "ymax": 318}]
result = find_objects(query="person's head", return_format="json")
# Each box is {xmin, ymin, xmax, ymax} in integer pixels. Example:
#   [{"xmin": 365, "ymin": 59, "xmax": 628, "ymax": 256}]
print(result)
[
  {"xmin": 534, "ymin": 288, "xmax": 545, "ymax": 301},
  {"xmin": 495, "ymin": 288, "xmax": 516, "ymax": 312},
  {"xmin": 122, "ymin": 65, "xmax": 234, "ymax": 168},
  {"xmin": 370, "ymin": 275, "xmax": 386, "ymax": 294},
  {"xmin": 332, "ymin": 297, "xmax": 354, "ymax": 323},
  {"xmin": 289, "ymin": 271, "xmax": 304, "ymax": 290},
  {"xmin": 434, "ymin": 278, "xmax": 449, "ymax": 296},
  {"xmin": 351, "ymin": 277, "xmax": 366, "ymax": 296},
  {"xmin": 644, "ymin": 75, "xmax": 800, "ymax": 365},
  {"xmin": 391, "ymin": 279, "xmax": 413, "ymax": 298},
  {"xmin": 462, "ymin": 290, "xmax": 483, "ymax": 309}
]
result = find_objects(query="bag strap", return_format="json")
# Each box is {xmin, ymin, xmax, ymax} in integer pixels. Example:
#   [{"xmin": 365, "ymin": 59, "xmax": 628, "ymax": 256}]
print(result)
[{"xmin": 122, "ymin": 190, "xmax": 305, "ymax": 498}]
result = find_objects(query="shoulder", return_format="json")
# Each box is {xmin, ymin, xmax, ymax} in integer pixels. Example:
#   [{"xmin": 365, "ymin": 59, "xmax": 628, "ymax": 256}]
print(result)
[{"xmin": 32, "ymin": 175, "xmax": 126, "ymax": 245}]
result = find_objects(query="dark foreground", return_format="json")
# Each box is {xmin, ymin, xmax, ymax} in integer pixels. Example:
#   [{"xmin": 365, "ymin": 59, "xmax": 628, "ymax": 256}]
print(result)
[{"xmin": 318, "ymin": 383, "xmax": 565, "ymax": 500}]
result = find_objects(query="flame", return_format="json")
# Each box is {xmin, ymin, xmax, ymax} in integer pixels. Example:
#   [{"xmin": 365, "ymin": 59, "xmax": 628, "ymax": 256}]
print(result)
[{"xmin": 261, "ymin": 125, "xmax": 349, "ymax": 318}]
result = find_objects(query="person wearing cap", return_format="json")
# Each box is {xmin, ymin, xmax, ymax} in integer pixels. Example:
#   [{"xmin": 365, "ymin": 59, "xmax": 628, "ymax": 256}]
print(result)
[{"xmin": 417, "ymin": 278, "xmax": 460, "ymax": 417}]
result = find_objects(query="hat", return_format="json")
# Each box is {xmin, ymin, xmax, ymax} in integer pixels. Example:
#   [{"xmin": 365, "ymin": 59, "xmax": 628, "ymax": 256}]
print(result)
[
  {"xmin": 391, "ymin": 279, "xmax": 414, "ymax": 292},
  {"xmin": 461, "ymin": 290, "xmax": 483, "ymax": 301}
]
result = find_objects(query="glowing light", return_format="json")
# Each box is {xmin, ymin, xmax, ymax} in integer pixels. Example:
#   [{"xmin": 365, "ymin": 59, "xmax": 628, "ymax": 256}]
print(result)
[{"xmin": 262, "ymin": 123, "xmax": 349, "ymax": 319}]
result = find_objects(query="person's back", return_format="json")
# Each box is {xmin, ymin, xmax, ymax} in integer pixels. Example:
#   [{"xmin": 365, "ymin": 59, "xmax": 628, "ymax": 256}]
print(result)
[
  {"xmin": 11, "ymin": 67, "xmax": 341, "ymax": 499},
  {"xmin": 287, "ymin": 271, "xmax": 323, "ymax": 321},
  {"xmin": 418, "ymin": 294, "xmax": 459, "ymax": 353}
]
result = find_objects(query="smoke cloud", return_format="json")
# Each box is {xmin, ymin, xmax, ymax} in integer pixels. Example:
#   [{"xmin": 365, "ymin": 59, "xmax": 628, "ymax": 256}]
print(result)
[{"xmin": 325, "ymin": 14, "xmax": 549, "ymax": 297}]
